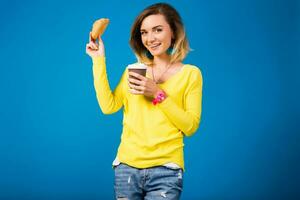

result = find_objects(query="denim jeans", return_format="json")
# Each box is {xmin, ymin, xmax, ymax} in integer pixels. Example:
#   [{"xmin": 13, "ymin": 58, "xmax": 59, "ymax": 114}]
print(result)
[{"xmin": 114, "ymin": 163, "xmax": 183, "ymax": 200}]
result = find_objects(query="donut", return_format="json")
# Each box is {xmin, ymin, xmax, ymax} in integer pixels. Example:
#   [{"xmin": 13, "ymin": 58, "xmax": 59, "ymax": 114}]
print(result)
[{"xmin": 91, "ymin": 18, "xmax": 109, "ymax": 40}]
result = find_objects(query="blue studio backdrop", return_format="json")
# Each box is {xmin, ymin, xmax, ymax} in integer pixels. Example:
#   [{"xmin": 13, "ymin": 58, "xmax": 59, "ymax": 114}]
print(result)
[{"xmin": 0, "ymin": 0, "xmax": 299, "ymax": 199}]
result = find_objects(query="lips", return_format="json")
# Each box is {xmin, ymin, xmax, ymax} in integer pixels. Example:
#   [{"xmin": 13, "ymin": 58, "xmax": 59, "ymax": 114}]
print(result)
[{"xmin": 148, "ymin": 43, "xmax": 161, "ymax": 50}]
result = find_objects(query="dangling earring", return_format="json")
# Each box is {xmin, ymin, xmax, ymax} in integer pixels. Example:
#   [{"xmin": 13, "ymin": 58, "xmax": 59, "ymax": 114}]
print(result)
[
  {"xmin": 167, "ymin": 40, "xmax": 175, "ymax": 55},
  {"xmin": 167, "ymin": 47, "xmax": 175, "ymax": 55},
  {"xmin": 145, "ymin": 50, "xmax": 153, "ymax": 59}
]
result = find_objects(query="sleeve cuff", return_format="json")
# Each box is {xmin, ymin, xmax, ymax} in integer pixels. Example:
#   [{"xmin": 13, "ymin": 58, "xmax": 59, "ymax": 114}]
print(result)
[{"xmin": 157, "ymin": 95, "xmax": 171, "ymax": 108}]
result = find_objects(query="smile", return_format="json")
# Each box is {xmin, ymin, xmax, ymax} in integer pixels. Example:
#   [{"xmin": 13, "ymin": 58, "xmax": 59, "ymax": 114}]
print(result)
[{"xmin": 148, "ymin": 43, "xmax": 161, "ymax": 50}]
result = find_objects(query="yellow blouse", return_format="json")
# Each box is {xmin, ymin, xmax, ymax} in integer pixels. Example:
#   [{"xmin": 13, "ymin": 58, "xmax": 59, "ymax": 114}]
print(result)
[{"xmin": 92, "ymin": 56, "xmax": 203, "ymax": 170}]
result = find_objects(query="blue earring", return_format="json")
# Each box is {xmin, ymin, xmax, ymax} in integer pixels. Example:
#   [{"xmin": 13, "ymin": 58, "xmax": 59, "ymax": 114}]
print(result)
[
  {"xmin": 145, "ymin": 50, "xmax": 153, "ymax": 59},
  {"xmin": 167, "ymin": 47, "xmax": 175, "ymax": 55}
]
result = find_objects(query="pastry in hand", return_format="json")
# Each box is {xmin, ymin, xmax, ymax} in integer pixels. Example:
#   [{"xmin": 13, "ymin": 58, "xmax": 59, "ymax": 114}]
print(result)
[{"xmin": 91, "ymin": 18, "xmax": 109, "ymax": 40}]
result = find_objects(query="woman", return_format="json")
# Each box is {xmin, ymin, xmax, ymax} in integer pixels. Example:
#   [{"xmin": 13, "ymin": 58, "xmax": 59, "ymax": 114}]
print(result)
[{"xmin": 86, "ymin": 2, "xmax": 202, "ymax": 200}]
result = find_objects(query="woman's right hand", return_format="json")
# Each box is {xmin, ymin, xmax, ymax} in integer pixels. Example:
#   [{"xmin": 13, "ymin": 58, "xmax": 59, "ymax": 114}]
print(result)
[{"xmin": 85, "ymin": 32, "xmax": 105, "ymax": 58}]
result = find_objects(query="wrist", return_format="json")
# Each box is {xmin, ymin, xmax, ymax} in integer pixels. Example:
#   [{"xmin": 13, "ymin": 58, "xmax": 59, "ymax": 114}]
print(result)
[{"xmin": 152, "ymin": 90, "xmax": 167, "ymax": 105}]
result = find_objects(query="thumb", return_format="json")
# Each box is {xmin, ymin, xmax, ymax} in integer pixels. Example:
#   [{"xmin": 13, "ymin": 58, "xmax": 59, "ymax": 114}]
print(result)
[
  {"xmin": 98, "ymin": 36, "xmax": 104, "ymax": 45},
  {"xmin": 89, "ymin": 32, "xmax": 96, "ymax": 42}
]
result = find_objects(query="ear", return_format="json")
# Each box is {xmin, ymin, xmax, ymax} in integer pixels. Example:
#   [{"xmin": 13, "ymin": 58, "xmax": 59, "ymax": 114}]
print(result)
[
  {"xmin": 171, "ymin": 37, "xmax": 175, "ymax": 45},
  {"xmin": 171, "ymin": 31, "xmax": 175, "ymax": 40}
]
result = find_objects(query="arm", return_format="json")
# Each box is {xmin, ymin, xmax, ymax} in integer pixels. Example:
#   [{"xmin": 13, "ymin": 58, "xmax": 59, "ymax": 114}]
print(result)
[
  {"xmin": 128, "ymin": 68, "xmax": 203, "ymax": 136},
  {"xmin": 158, "ymin": 69, "xmax": 203, "ymax": 136},
  {"xmin": 86, "ymin": 33, "xmax": 125, "ymax": 114},
  {"xmin": 92, "ymin": 56, "xmax": 125, "ymax": 114}
]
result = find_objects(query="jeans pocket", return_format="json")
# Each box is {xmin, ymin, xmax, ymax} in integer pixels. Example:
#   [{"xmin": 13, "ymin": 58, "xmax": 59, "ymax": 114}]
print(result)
[
  {"xmin": 160, "ymin": 167, "xmax": 184, "ymax": 190},
  {"xmin": 174, "ymin": 169, "xmax": 184, "ymax": 189}
]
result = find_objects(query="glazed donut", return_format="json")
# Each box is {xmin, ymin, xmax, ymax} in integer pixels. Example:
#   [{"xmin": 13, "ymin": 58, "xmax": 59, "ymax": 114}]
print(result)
[{"xmin": 91, "ymin": 18, "xmax": 109, "ymax": 40}]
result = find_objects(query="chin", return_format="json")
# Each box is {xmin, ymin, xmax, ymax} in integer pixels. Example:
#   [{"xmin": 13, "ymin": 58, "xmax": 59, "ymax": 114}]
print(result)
[{"xmin": 149, "ymin": 51, "xmax": 165, "ymax": 57}]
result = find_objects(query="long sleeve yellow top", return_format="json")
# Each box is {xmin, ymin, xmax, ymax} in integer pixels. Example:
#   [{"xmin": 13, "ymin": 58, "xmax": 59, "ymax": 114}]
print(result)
[{"xmin": 92, "ymin": 56, "xmax": 202, "ymax": 170}]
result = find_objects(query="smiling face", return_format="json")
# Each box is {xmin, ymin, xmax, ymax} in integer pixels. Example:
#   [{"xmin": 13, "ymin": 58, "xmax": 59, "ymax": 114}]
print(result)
[{"xmin": 140, "ymin": 14, "xmax": 173, "ymax": 58}]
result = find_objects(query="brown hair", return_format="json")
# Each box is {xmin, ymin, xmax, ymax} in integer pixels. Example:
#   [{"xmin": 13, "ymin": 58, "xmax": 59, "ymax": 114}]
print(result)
[{"xmin": 130, "ymin": 3, "xmax": 190, "ymax": 65}]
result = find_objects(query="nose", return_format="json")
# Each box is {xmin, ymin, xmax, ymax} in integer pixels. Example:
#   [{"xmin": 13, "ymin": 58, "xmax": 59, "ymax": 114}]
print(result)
[{"xmin": 146, "ymin": 32, "xmax": 156, "ymax": 44}]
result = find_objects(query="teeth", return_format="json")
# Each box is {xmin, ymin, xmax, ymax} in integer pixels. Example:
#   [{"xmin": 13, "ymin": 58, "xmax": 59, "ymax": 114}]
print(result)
[{"xmin": 149, "ymin": 44, "xmax": 160, "ymax": 48}]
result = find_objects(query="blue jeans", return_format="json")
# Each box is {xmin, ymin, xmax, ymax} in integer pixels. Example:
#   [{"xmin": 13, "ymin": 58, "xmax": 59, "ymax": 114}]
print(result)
[{"xmin": 114, "ymin": 163, "xmax": 183, "ymax": 200}]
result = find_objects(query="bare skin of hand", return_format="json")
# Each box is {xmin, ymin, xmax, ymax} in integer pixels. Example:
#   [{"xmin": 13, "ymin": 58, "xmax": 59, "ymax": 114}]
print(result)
[
  {"xmin": 85, "ymin": 32, "xmax": 105, "ymax": 57},
  {"xmin": 128, "ymin": 72, "xmax": 161, "ymax": 97},
  {"xmin": 86, "ymin": 32, "xmax": 162, "ymax": 98}
]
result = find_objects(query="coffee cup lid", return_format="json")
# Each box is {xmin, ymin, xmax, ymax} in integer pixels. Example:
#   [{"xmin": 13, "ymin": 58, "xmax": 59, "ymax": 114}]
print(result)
[{"xmin": 127, "ymin": 63, "xmax": 147, "ymax": 69}]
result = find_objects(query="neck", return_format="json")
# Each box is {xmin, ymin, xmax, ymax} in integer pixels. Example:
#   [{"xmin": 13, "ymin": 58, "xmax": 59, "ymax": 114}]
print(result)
[{"xmin": 153, "ymin": 54, "xmax": 171, "ymax": 69}]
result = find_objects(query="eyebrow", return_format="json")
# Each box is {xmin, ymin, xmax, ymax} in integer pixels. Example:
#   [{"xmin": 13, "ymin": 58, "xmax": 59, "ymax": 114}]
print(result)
[{"xmin": 140, "ymin": 25, "xmax": 163, "ymax": 32}]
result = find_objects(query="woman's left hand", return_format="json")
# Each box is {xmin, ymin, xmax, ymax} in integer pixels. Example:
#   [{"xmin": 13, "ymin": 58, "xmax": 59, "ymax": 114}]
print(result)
[{"xmin": 128, "ymin": 72, "xmax": 160, "ymax": 97}]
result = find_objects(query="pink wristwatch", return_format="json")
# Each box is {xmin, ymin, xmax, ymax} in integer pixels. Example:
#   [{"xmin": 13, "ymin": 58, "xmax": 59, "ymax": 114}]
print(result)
[{"xmin": 152, "ymin": 90, "xmax": 167, "ymax": 105}]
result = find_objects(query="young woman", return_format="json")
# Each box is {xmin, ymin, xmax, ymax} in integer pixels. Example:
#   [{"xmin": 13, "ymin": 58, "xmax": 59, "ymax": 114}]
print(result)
[{"xmin": 86, "ymin": 3, "xmax": 203, "ymax": 200}]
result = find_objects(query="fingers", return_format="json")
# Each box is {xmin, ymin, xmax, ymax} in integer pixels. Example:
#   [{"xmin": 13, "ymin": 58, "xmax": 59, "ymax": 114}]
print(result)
[
  {"xmin": 128, "ymin": 72, "xmax": 146, "ymax": 81},
  {"xmin": 88, "ymin": 31, "xmax": 99, "ymax": 48},
  {"xmin": 86, "ymin": 43, "xmax": 91, "ymax": 51},
  {"xmin": 128, "ymin": 77, "xmax": 144, "ymax": 86},
  {"xmin": 98, "ymin": 35, "xmax": 103, "ymax": 43},
  {"xmin": 128, "ymin": 76, "xmax": 147, "ymax": 93},
  {"xmin": 128, "ymin": 72, "xmax": 151, "ymax": 94},
  {"xmin": 128, "ymin": 81, "xmax": 145, "ymax": 91},
  {"xmin": 91, "ymin": 42, "xmax": 99, "ymax": 49},
  {"xmin": 129, "ymin": 88, "xmax": 143, "ymax": 95},
  {"xmin": 86, "ymin": 42, "xmax": 98, "ymax": 51},
  {"xmin": 89, "ymin": 32, "xmax": 95, "ymax": 42}
]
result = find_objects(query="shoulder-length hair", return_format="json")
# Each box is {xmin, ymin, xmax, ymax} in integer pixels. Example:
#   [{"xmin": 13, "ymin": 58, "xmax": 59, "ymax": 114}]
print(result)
[{"xmin": 130, "ymin": 3, "xmax": 190, "ymax": 65}]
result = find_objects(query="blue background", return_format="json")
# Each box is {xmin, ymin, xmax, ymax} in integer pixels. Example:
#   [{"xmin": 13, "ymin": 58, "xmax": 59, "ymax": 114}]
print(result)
[{"xmin": 0, "ymin": 0, "xmax": 299, "ymax": 199}]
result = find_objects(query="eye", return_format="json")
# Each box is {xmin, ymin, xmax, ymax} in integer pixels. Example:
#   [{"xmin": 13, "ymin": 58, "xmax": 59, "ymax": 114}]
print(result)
[
  {"xmin": 155, "ymin": 28, "xmax": 163, "ymax": 33},
  {"xmin": 140, "ymin": 31, "xmax": 147, "ymax": 36}
]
